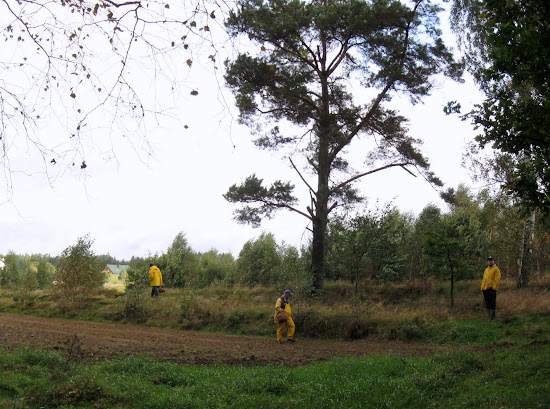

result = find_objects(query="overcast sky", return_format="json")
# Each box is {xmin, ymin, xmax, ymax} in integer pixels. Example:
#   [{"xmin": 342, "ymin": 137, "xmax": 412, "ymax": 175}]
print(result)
[{"xmin": 0, "ymin": 5, "xmax": 485, "ymax": 261}]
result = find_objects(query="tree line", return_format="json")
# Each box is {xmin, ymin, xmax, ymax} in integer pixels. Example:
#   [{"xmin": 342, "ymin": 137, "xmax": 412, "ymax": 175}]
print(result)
[{"xmin": 3, "ymin": 186, "xmax": 549, "ymax": 300}]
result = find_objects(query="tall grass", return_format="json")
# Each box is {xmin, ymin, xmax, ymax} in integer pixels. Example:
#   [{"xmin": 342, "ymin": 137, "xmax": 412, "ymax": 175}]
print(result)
[
  {"xmin": 0, "ymin": 344, "xmax": 548, "ymax": 409},
  {"xmin": 0, "ymin": 278, "xmax": 548, "ymax": 343}
]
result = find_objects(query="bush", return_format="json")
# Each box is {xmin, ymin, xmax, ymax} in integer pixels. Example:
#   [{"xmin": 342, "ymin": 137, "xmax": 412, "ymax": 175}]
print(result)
[
  {"xmin": 55, "ymin": 235, "xmax": 105, "ymax": 302},
  {"xmin": 123, "ymin": 288, "xmax": 150, "ymax": 323},
  {"xmin": 125, "ymin": 265, "xmax": 150, "ymax": 290}
]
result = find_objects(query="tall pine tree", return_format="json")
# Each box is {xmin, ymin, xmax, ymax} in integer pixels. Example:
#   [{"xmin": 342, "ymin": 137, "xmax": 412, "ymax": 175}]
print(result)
[{"xmin": 224, "ymin": 0, "xmax": 462, "ymax": 290}]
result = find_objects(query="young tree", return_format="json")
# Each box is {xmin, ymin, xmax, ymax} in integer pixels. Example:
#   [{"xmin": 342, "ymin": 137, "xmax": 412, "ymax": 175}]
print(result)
[
  {"xmin": 327, "ymin": 213, "xmax": 377, "ymax": 285},
  {"xmin": 424, "ymin": 213, "xmax": 480, "ymax": 307},
  {"xmin": 425, "ymin": 186, "xmax": 484, "ymax": 306},
  {"xmin": 223, "ymin": 0, "xmax": 463, "ymax": 290},
  {"xmin": 125, "ymin": 257, "xmax": 153, "ymax": 290},
  {"xmin": 18, "ymin": 262, "xmax": 39, "ymax": 305},
  {"xmin": 278, "ymin": 243, "xmax": 305, "ymax": 288},
  {"xmin": 160, "ymin": 232, "xmax": 199, "ymax": 287},
  {"xmin": 1, "ymin": 252, "xmax": 22, "ymax": 286},
  {"xmin": 408, "ymin": 204, "xmax": 443, "ymax": 279},
  {"xmin": 327, "ymin": 206, "xmax": 409, "ymax": 287},
  {"xmin": 56, "ymin": 234, "xmax": 105, "ymax": 301},
  {"xmin": 36, "ymin": 260, "xmax": 56, "ymax": 289},
  {"xmin": 196, "ymin": 250, "xmax": 236, "ymax": 287},
  {"xmin": 235, "ymin": 232, "xmax": 282, "ymax": 286}
]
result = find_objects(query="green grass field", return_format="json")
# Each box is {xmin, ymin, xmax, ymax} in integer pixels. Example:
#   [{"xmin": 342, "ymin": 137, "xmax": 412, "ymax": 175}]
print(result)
[
  {"xmin": 1, "ymin": 343, "xmax": 548, "ymax": 409},
  {"xmin": 0, "ymin": 279, "xmax": 548, "ymax": 408}
]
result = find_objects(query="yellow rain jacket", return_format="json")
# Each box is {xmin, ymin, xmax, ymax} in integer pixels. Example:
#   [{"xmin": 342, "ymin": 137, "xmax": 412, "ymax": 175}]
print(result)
[
  {"xmin": 481, "ymin": 265, "xmax": 501, "ymax": 291},
  {"xmin": 149, "ymin": 265, "xmax": 163, "ymax": 287},
  {"xmin": 274, "ymin": 296, "xmax": 292, "ymax": 323}
]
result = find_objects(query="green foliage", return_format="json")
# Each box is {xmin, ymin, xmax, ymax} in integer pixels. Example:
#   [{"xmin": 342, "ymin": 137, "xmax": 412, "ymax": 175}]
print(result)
[
  {"xmin": 159, "ymin": 232, "xmax": 199, "ymax": 288},
  {"xmin": 422, "ymin": 187, "xmax": 486, "ymax": 305},
  {"xmin": 55, "ymin": 234, "xmax": 105, "ymax": 302},
  {"xmin": 451, "ymin": 0, "xmax": 550, "ymax": 211},
  {"xmin": 231, "ymin": 232, "xmax": 306, "ymax": 287},
  {"xmin": 125, "ymin": 264, "xmax": 150, "ymax": 290},
  {"xmin": 123, "ymin": 287, "xmax": 150, "ymax": 324},
  {"xmin": 36, "ymin": 261, "xmax": 56, "ymax": 289},
  {"xmin": 1, "ymin": 252, "xmax": 23, "ymax": 286},
  {"xmin": 234, "ymin": 232, "xmax": 281, "ymax": 286},
  {"xmin": 196, "ymin": 250, "xmax": 236, "ymax": 288},
  {"xmin": 224, "ymin": 175, "xmax": 298, "ymax": 227},
  {"xmin": 423, "ymin": 212, "xmax": 481, "ymax": 280},
  {"xmin": 327, "ymin": 206, "xmax": 411, "ymax": 284},
  {"xmin": 278, "ymin": 243, "xmax": 308, "ymax": 288}
]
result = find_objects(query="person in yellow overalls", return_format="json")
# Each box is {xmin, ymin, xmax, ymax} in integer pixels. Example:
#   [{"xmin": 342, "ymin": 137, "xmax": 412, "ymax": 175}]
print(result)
[
  {"xmin": 149, "ymin": 263, "xmax": 163, "ymax": 298},
  {"xmin": 274, "ymin": 289, "xmax": 295, "ymax": 343},
  {"xmin": 481, "ymin": 256, "xmax": 501, "ymax": 320}
]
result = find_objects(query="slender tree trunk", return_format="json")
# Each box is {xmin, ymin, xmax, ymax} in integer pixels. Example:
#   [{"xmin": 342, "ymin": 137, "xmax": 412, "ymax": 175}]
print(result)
[
  {"xmin": 518, "ymin": 208, "xmax": 536, "ymax": 288},
  {"xmin": 450, "ymin": 268, "xmax": 454, "ymax": 308},
  {"xmin": 446, "ymin": 251, "xmax": 455, "ymax": 307},
  {"xmin": 310, "ymin": 30, "xmax": 331, "ymax": 292}
]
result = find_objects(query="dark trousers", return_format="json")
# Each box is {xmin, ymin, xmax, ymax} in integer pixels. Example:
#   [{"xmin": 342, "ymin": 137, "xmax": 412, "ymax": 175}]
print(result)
[
  {"xmin": 151, "ymin": 286, "xmax": 160, "ymax": 297},
  {"xmin": 483, "ymin": 289, "xmax": 497, "ymax": 309}
]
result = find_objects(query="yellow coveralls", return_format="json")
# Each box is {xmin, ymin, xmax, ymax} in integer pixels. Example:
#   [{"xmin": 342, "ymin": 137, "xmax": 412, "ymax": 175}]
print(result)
[
  {"xmin": 481, "ymin": 265, "xmax": 501, "ymax": 291},
  {"xmin": 481, "ymin": 264, "xmax": 501, "ymax": 317},
  {"xmin": 274, "ymin": 296, "xmax": 295, "ymax": 341},
  {"xmin": 149, "ymin": 266, "xmax": 163, "ymax": 287}
]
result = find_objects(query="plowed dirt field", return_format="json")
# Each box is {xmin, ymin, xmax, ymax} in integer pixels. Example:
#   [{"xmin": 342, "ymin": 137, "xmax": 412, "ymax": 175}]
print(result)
[{"xmin": 0, "ymin": 312, "xmax": 449, "ymax": 366}]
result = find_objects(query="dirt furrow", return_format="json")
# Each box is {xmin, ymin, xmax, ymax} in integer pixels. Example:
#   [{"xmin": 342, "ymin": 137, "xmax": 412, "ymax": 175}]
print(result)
[{"xmin": 0, "ymin": 312, "xmax": 449, "ymax": 365}]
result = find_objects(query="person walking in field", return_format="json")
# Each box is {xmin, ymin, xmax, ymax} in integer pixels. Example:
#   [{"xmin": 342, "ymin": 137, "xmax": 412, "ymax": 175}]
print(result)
[
  {"xmin": 274, "ymin": 289, "xmax": 295, "ymax": 343},
  {"xmin": 481, "ymin": 256, "xmax": 501, "ymax": 320},
  {"xmin": 149, "ymin": 263, "xmax": 163, "ymax": 298}
]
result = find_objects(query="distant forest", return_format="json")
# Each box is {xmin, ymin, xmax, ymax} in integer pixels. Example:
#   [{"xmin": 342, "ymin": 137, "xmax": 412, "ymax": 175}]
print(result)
[{"xmin": 2, "ymin": 186, "xmax": 549, "ymax": 292}]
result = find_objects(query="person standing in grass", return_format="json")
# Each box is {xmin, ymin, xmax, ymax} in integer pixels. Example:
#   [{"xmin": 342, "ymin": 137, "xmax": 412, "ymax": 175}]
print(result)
[
  {"xmin": 481, "ymin": 257, "xmax": 501, "ymax": 320},
  {"xmin": 149, "ymin": 263, "xmax": 163, "ymax": 298},
  {"xmin": 274, "ymin": 289, "xmax": 295, "ymax": 343}
]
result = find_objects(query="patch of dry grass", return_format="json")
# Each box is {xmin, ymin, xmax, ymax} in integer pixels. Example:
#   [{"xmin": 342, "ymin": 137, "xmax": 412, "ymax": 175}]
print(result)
[{"xmin": 0, "ymin": 277, "xmax": 548, "ymax": 342}]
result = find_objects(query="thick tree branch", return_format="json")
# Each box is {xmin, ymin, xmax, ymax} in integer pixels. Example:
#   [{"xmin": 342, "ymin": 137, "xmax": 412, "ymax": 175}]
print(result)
[
  {"xmin": 330, "ymin": 162, "xmax": 414, "ymax": 195},
  {"xmin": 255, "ymin": 199, "xmax": 312, "ymax": 221},
  {"xmin": 326, "ymin": 37, "xmax": 350, "ymax": 77}
]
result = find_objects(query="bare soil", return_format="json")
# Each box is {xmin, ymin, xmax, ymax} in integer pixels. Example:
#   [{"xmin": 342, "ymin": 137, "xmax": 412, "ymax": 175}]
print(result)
[{"xmin": 0, "ymin": 312, "xmax": 449, "ymax": 366}]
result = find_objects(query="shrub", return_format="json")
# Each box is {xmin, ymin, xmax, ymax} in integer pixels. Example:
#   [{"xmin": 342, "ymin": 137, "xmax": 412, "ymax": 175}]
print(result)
[
  {"xmin": 55, "ymin": 235, "xmax": 105, "ymax": 302},
  {"xmin": 123, "ymin": 288, "xmax": 150, "ymax": 323}
]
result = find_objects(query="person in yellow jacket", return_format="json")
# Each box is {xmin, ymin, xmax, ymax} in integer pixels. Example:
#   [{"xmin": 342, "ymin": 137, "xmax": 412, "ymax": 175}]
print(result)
[
  {"xmin": 274, "ymin": 289, "xmax": 295, "ymax": 343},
  {"xmin": 481, "ymin": 256, "xmax": 501, "ymax": 320},
  {"xmin": 149, "ymin": 263, "xmax": 163, "ymax": 298}
]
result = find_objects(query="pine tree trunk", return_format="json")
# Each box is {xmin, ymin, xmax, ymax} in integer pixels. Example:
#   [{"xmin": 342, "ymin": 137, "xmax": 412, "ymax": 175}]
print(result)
[
  {"xmin": 310, "ymin": 41, "xmax": 331, "ymax": 292},
  {"xmin": 311, "ymin": 216, "xmax": 325, "ymax": 291}
]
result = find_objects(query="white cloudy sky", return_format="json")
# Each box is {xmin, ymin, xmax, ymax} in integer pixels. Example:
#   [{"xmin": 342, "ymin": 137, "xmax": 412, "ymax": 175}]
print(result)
[{"xmin": 0, "ymin": 4, "xmax": 485, "ymax": 261}]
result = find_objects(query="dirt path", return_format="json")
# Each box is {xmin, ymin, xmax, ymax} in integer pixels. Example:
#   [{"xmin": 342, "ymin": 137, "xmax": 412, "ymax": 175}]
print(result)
[{"xmin": 0, "ymin": 312, "xmax": 449, "ymax": 366}]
